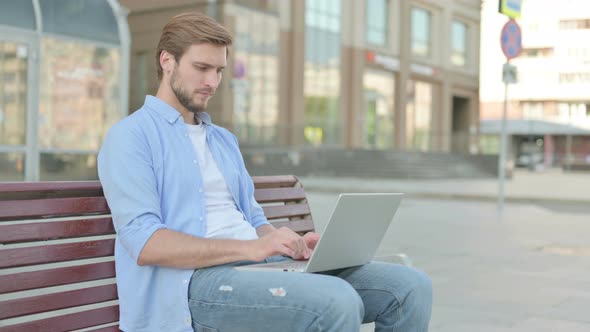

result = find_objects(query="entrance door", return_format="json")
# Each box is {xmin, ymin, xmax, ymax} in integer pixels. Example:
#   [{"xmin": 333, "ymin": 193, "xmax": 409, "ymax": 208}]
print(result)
[{"xmin": 451, "ymin": 96, "xmax": 470, "ymax": 153}]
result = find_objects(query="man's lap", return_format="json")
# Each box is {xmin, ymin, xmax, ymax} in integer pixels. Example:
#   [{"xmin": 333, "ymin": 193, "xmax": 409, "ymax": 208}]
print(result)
[{"xmin": 188, "ymin": 257, "xmax": 428, "ymax": 329}]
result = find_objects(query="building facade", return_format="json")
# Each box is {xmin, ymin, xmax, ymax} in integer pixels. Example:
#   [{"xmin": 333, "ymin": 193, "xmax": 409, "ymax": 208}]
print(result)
[
  {"xmin": 480, "ymin": 0, "xmax": 590, "ymax": 168},
  {"xmin": 122, "ymin": 0, "xmax": 481, "ymax": 153}
]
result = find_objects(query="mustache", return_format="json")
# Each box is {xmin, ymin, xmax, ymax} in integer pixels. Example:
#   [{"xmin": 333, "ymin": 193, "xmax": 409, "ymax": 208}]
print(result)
[{"xmin": 196, "ymin": 89, "xmax": 214, "ymax": 95}]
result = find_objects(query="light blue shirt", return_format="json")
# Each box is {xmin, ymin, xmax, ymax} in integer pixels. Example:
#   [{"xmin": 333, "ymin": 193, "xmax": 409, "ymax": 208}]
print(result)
[{"xmin": 98, "ymin": 96, "xmax": 269, "ymax": 331}]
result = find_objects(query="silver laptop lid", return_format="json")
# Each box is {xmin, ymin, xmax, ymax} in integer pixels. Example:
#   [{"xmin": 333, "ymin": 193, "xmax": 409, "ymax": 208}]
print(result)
[{"xmin": 305, "ymin": 193, "xmax": 403, "ymax": 273}]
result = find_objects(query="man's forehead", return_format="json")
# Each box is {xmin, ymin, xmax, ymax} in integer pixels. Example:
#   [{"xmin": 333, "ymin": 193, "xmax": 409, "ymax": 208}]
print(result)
[{"xmin": 183, "ymin": 44, "xmax": 227, "ymax": 66}]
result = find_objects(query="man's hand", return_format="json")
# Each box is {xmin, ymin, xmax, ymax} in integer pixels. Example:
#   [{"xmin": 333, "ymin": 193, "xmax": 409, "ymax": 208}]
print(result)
[
  {"xmin": 251, "ymin": 227, "xmax": 313, "ymax": 261},
  {"xmin": 302, "ymin": 232, "xmax": 320, "ymax": 250}
]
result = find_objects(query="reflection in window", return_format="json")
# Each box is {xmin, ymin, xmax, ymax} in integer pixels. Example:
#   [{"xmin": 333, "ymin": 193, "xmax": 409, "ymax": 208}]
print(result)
[
  {"xmin": 406, "ymin": 80, "xmax": 432, "ymax": 151},
  {"xmin": 39, "ymin": 152, "xmax": 97, "ymax": 181},
  {"xmin": 411, "ymin": 7, "xmax": 431, "ymax": 57},
  {"xmin": 132, "ymin": 51, "xmax": 149, "ymax": 111},
  {"xmin": 39, "ymin": 37, "xmax": 120, "ymax": 151},
  {"xmin": 40, "ymin": 0, "xmax": 120, "ymax": 44},
  {"xmin": 0, "ymin": 41, "xmax": 27, "ymax": 146},
  {"xmin": 363, "ymin": 70, "xmax": 395, "ymax": 148},
  {"xmin": 232, "ymin": 6, "xmax": 280, "ymax": 145},
  {"xmin": 366, "ymin": 0, "xmax": 388, "ymax": 46},
  {"xmin": 0, "ymin": 0, "xmax": 36, "ymax": 30},
  {"xmin": 305, "ymin": 0, "xmax": 341, "ymax": 146},
  {"xmin": 0, "ymin": 152, "xmax": 25, "ymax": 181},
  {"xmin": 451, "ymin": 20, "xmax": 467, "ymax": 66}
]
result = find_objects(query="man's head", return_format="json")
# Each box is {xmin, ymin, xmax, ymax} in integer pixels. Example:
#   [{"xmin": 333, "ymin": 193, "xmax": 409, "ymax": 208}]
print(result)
[{"xmin": 156, "ymin": 12, "xmax": 232, "ymax": 116}]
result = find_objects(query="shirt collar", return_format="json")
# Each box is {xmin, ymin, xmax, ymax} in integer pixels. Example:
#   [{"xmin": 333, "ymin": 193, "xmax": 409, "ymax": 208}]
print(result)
[{"xmin": 144, "ymin": 95, "xmax": 212, "ymax": 126}]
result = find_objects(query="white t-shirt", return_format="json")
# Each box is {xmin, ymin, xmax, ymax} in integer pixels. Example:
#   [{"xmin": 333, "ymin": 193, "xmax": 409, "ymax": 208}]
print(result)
[{"xmin": 186, "ymin": 122, "xmax": 258, "ymax": 240}]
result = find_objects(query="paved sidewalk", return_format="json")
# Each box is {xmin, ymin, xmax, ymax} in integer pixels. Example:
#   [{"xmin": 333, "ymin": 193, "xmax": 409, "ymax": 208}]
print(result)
[
  {"xmin": 300, "ymin": 169, "xmax": 590, "ymax": 205},
  {"xmin": 303, "ymin": 191, "xmax": 590, "ymax": 332}
]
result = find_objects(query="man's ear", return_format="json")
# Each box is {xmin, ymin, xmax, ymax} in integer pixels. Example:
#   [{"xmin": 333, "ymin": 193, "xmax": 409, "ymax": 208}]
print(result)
[{"xmin": 160, "ymin": 50, "xmax": 175, "ymax": 75}]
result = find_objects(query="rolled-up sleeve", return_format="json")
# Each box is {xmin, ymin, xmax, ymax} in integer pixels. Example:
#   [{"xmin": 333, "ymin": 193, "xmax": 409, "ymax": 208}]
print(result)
[{"xmin": 98, "ymin": 122, "xmax": 167, "ymax": 262}]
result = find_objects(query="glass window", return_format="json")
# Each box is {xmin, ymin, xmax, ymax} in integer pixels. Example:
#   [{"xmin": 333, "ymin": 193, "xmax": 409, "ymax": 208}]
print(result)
[
  {"xmin": 451, "ymin": 20, "xmax": 467, "ymax": 66},
  {"xmin": 363, "ymin": 70, "xmax": 395, "ymax": 149},
  {"xmin": 132, "ymin": 51, "xmax": 148, "ymax": 111},
  {"xmin": 232, "ymin": 7, "xmax": 280, "ymax": 145},
  {"xmin": 522, "ymin": 102, "xmax": 544, "ymax": 119},
  {"xmin": 411, "ymin": 7, "xmax": 431, "ymax": 57},
  {"xmin": 0, "ymin": 0, "xmax": 36, "ymax": 30},
  {"xmin": 406, "ymin": 80, "xmax": 432, "ymax": 151},
  {"xmin": 40, "ymin": 152, "xmax": 97, "ymax": 180},
  {"xmin": 366, "ymin": 0, "xmax": 388, "ymax": 46},
  {"xmin": 0, "ymin": 41, "xmax": 27, "ymax": 146},
  {"xmin": 0, "ymin": 152, "xmax": 25, "ymax": 181},
  {"xmin": 38, "ymin": 37, "xmax": 120, "ymax": 151},
  {"xmin": 40, "ymin": 0, "xmax": 120, "ymax": 44},
  {"xmin": 305, "ymin": 0, "xmax": 341, "ymax": 146}
]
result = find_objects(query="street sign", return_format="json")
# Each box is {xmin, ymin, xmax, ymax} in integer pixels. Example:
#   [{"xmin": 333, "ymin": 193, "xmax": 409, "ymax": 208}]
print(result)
[
  {"xmin": 502, "ymin": 63, "xmax": 517, "ymax": 84},
  {"xmin": 500, "ymin": 19, "xmax": 522, "ymax": 60},
  {"xmin": 498, "ymin": 0, "xmax": 523, "ymax": 19}
]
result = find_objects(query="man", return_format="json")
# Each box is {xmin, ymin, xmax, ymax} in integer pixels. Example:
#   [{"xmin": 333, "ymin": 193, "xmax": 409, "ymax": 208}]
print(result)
[{"xmin": 98, "ymin": 12, "xmax": 432, "ymax": 332}]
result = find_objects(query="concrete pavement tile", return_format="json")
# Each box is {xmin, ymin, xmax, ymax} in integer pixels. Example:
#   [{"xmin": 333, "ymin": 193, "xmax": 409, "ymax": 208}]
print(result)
[
  {"xmin": 508, "ymin": 317, "xmax": 590, "ymax": 332},
  {"xmin": 430, "ymin": 305, "xmax": 520, "ymax": 329},
  {"xmin": 543, "ymin": 295, "xmax": 590, "ymax": 324},
  {"xmin": 432, "ymin": 324, "xmax": 513, "ymax": 332}
]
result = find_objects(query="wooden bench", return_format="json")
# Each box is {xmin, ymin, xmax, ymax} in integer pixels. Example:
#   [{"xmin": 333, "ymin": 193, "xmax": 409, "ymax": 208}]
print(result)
[{"xmin": 0, "ymin": 175, "xmax": 409, "ymax": 331}]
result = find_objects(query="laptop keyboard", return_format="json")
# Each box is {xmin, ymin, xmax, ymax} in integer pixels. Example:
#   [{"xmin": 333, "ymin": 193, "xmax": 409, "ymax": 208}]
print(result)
[{"xmin": 257, "ymin": 260, "xmax": 308, "ymax": 270}]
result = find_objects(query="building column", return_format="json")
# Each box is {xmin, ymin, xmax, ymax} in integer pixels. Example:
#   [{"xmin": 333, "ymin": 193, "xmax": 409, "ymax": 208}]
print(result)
[
  {"xmin": 395, "ymin": 0, "xmax": 412, "ymax": 150},
  {"xmin": 339, "ymin": 0, "xmax": 365, "ymax": 148},
  {"xmin": 277, "ymin": 0, "xmax": 305, "ymax": 146}
]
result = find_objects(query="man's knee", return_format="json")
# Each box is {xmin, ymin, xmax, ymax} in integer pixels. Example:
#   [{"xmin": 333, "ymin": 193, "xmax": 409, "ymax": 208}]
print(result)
[
  {"xmin": 406, "ymin": 269, "xmax": 433, "ymax": 311},
  {"xmin": 315, "ymin": 278, "xmax": 364, "ymax": 328},
  {"xmin": 333, "ymin": 279, "xmax": 365, "ymax": 314}
]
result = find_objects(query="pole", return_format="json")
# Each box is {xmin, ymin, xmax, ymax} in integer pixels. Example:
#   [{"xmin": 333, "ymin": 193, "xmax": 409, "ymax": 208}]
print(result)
[{"xmin": 498, "ymin": 62, "xmax": 509, "ymax": 213}]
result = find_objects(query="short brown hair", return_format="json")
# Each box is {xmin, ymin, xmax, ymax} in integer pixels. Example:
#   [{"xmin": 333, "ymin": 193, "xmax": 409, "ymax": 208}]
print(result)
[{"xmin": 156, "ymin": 12, "xmax": 233, "ymax": 81}]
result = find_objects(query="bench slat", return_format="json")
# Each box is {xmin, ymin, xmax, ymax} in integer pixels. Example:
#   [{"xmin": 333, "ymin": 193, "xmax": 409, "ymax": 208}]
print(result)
[
  {"xmin": 0, "ymin": 181, "xmax": 103, "ymax": 194},
  {"xmin": 271, "ymin": 218, "xmax": 315, "ymax": 233},
  {"xmin": 254, "ymin": 188, "xmax": 306, "ymax": 203},
  {"xmin": 0, "ymin": 284, "xmax": 117, "ymax": 320},
  {"xmin": 0, "ymin": 261, "xmax": 115, "ymax": 294},
  {"xmin": 0, "ymin": 217, "xmax": 115, "ymax": 243},
  {"xmin": 87, "ymin": 326, "xmax": 121, "ymax": 332},
  {"xmin": 262, "ymin": 203, "xmax": 311, "ymax": 220},
  {"xmin": 0, "ymin": 305, "xmax": 119, "ymax": 332},
  {"xmin": 252, "ymin": 175, "xmax": 299, "ymax": 189},
  {"xmin": 0, "ymin": 197, "xmax": 109, "ymax": 221},
  {"xmin": 0, "ymin": 239, "xmax": 115, "ymax": 268}
]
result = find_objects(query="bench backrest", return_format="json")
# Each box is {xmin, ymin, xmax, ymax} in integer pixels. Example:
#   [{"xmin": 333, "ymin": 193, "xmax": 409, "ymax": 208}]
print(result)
[{"xmin": 0, "ymin": 175, "xmax": 313, "ymax": 332}]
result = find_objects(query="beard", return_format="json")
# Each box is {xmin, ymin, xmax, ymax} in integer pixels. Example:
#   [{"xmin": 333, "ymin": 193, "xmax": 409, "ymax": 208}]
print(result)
[{"xmin": 170, "ymin": 68, "xmax": 206, "ymax": 115}]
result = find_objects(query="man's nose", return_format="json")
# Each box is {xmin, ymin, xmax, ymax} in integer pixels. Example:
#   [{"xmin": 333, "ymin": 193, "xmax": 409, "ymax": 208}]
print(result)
[{"xmin": 204, "ymin": 70, "xmax": 220, "ymax": 88}]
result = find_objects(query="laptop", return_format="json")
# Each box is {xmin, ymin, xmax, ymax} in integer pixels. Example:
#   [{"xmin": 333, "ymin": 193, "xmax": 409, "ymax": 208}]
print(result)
[{"xmin": 235, "ymin": 193, "xmax": 403, "ymax": 273}]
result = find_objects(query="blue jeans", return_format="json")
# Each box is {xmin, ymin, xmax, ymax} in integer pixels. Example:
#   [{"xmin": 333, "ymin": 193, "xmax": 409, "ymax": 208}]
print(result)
[{"xmin": 188, "ymin": 257, "xmax": 432, "ymax": 332}]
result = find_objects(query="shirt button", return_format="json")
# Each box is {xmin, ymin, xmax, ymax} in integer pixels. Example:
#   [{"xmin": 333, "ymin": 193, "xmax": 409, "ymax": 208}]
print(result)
[
  {"xmin": 199, "ymin": 216, "xmax": 203, "ymax": 221},
  {"xmin": 185, "ymin": 316, "xmax": 191, "ymax": 325},
  {"xmin": 183, "ymin": 279, "xmax": 188, "ymax": 284},
  {"xmin": 193, "ymin": 160, "xmax": 197, "ymax": 164},
  {"xmin": 198, "ymin": 188, "xmax": 203, "ymax": 193}
]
